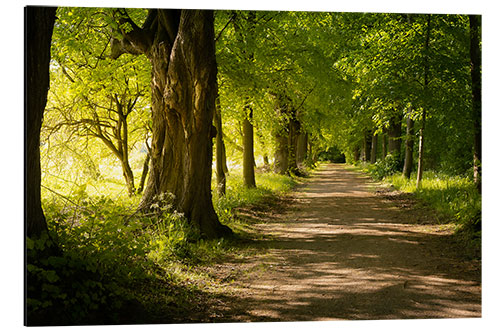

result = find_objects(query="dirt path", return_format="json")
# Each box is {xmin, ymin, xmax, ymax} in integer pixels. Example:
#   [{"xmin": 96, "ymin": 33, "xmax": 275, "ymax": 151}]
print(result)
[{"xmin": 215, "ymin": 163, "xmax": 481, "ymax": 321}]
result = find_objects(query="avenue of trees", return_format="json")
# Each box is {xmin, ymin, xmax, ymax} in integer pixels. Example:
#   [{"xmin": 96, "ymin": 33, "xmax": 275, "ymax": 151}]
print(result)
[
  {"xmin": 25, "ymin": 6, "xmax": 481, "ymax": 325},
  {"xmin": 27, "ymin": 7, "xmax": 481, "ymax": 240}
]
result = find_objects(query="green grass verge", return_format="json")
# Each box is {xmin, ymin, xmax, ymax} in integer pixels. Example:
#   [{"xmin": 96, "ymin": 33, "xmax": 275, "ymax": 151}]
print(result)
[{"xmin": 354, "ymin": 162, "xmax": 481, "ymax": 257}]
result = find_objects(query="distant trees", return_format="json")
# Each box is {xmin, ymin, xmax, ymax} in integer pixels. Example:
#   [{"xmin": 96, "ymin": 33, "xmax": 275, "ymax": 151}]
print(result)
[{"xmin": 46, "ymin": 7, "xmax": 151, "ymax": 196}]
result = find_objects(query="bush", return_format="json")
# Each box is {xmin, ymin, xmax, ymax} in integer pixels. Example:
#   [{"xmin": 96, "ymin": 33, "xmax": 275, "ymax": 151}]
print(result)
[
  {"xmin": 26, "ymin": 231, "xmax": 135, "ymax": 325},
  {"xmin": 368, "ymin": 153, "xmax": 403, "ymax": 180},
  {"xmin": 29, "ymin": 170, "xmax": 298, "ymax": 325}
]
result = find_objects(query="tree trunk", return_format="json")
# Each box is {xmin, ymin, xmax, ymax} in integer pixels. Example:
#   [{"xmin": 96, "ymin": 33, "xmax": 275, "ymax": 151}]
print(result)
[
  {"xmin": 222, "ymin": 140, "xmax": 229, "ymax": 174},
  {"xmin": 469, "ymin": 15, "xmax": 481, "ymax": 192},
  {"xmin": 120, "ymin": 159, "xmax": 136, "ymax": 196},
  {"xmin": 26, "ymin": 6, "xmax": 57, "ymax": 238},
  {"xmin": 362, "ymin": 131, "xmax": 372, "ymax": 162},
  {"xmin": 287, "ymin": 114, "xmax": 301, "ymax": 175},
  {"xmin": 274, "ymin": 129, "xmax": 289, "ymax": 174},
  {"xmin": 416, "ymin": 112, "xmax": 426, "ymax": 186},
  {"xmin": 417, "ymin": 15, "xmax": 432, "ymax": 188},
  {"xmin": 263, "ymin": 155, "xmax": 270, "ymax": 167},
  {"xmin": 402, "ymin": 112, "xmax": 415, "ymax": 179},
  {"xmin": 114, "ymin": 10, "xmax": 231, "ymax": 238},
  {"xmin": 273, "ymin": 98, "xmax": 289, "ymax": 174},
  {"xmin": 296, "ymin": 131, "xmax": 308, "ymax": 166},
  {"xmin": 242, "ymin": 106, "xmax": 256, "ymax": 188},
  {"xmin": 370, "ymin": 134, "xmax": 378, "ymax": 164},
  {"xmin": 353, "ymin": 145, "xmax": 360, "ymax": 162},
  {"xmin": 387, "ymin": 113, "xmax": 402, "ymax": 156},
  {"xmin": 381, "ymin": 133, "xmax": 387, "ymax": 159},
  {"xmin": 214, "ymin": 92, "xmax": 226, "ymax": 195},
  {"xmin": 137, "ymin": 150, "xmax": 150, "ymax": 194}
]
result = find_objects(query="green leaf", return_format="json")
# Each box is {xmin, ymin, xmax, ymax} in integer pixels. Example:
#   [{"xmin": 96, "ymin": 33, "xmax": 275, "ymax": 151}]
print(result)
[{"xmin": 44, "ymin": 270, "xmax": 60, "ymax": 283}]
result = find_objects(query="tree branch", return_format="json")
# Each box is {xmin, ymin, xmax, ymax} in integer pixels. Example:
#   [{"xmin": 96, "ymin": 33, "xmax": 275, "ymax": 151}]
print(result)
[{"xmin": 110, "ymin": 8, "xmax": 154, "ymax": 59}]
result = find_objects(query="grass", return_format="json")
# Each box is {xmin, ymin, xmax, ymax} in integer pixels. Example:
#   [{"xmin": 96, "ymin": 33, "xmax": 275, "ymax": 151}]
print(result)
[
  {"xmin": 29, "ymin": 168, "xmax": 297, "ymax": 325},
  {"xmin": 356, "ymin": 162, "xmax": 481, "ymax": 257}
]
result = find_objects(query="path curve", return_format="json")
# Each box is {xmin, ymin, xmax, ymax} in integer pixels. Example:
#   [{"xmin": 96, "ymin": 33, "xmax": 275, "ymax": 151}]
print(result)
[{"xmin": 220, "ymin": 163, "xmax": 481, "ymax": 321}]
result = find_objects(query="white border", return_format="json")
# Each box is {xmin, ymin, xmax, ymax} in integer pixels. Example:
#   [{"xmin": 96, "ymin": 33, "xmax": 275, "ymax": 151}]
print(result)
[{"xmin": 3, "ymin": 1, "xmax": 498, "ymax": 332}]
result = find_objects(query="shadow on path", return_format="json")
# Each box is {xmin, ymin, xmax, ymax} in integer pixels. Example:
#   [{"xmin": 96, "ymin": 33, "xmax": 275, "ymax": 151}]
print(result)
[{"xmin": 218, "ymin": 164, "xmax": 481, "ymax": 322}]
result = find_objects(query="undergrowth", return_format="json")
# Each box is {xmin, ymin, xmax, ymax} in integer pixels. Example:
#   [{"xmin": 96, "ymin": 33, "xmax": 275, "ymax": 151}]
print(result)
[{"xmin": 27, "ymin": 171, "xmax": 297, "ymax": 325}]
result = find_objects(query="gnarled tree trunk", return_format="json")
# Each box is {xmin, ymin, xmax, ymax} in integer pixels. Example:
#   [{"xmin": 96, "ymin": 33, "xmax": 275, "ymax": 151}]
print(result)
[{"xmin": 112, "ymin": 9, "xmax": 231, "ymax": 238}]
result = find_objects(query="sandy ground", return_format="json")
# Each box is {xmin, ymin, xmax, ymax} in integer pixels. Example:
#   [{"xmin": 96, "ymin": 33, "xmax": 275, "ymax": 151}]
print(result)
[{"xmin": 211, "ymin": 163, "xmax": 481, "ymax": 322}]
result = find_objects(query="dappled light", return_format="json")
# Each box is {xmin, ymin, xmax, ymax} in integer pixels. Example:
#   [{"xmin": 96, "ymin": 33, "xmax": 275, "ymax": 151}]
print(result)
[
  {"xmin": 219, "ymin": 164, "xmax": 480, "ymax": 322},
  {"xmin": 25, "ymin": 6, "xmax": 481, "ymax": 326}
]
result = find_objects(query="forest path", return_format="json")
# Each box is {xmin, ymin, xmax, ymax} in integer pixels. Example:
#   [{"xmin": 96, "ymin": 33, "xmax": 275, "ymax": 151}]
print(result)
[{"xmin": 214, "ymin": 163, "xmax": 481, "ymax": 321}]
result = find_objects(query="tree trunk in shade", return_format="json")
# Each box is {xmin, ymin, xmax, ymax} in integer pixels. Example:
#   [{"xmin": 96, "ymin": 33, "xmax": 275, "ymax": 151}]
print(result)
[
  {"xmin": 469, "ymin": 15, "xmax": 481, "ymax": 192},
  {"xmin": 402, "ymin": 113, "xmax": 415, "ymax": 179},
  {"xmin": 26, "ymin": 6, "xmax": 57, "ymax": 238}
]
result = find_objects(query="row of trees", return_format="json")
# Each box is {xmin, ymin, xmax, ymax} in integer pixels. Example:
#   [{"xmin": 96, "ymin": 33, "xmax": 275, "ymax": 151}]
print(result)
[{"xmin": 27, "ymin": 7, "xmax": 481, "ymax": 242}]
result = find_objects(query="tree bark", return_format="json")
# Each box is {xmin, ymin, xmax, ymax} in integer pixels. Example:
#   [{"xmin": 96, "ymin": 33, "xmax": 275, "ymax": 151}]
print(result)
[
  {"xmin": 387, "ymin": 113, "xmax": 402, "ymax": 156},
  {"xmin": 381, "ymin": 133, "xmax": 387, "ymax": 159},
  {"xmin": 120, "ymin": 159, "xmax": 136, "ymax": 196},
  {"xmin": 370, "ymin": 134, "xmax": 378, "ymax": 164},
  {"xmin": 274, "ymin": 130, "xmax": 289, "ymax": 175},
  {"xmin": 353, "ymin": 145, "xmax": 360, "ymax": 162},
  {"xmin": 221, "ymin": 139, "xmax": 229, "ymax": 174},
  {"xmin": 402, "ymin": 112, "xmax": 415, "ymax": 179},
  {"xmin": 137, "ymin": 150, "xmax": 150, "ymax": 194},
  {"xmin": 469, "ymin": 15, "xmax": 481, "ymax": 192},
  {"xmin": 296, "ymin": 131, "xmax": 308, "ymax": 166},
  {"xmin": 416, "ymin": 111, "xmax": 426, "ymax": 186},
  {"xmin": 242, "ymin": 105, "xmax": 256, "ymax": 188},
  {"xmin": 287, "ymin": 113, "xmax": 301, "ymax": 175},
  {"xmin": 112, "ymin": 9, "xmax": 231, "ymax": 238},
  {"xmin": 417, "ymin": 15, "xmax": 432, "ymax": 188},
  {"xmin": 273, "ymin": 97, "xmax": 289, "ymax": 174},
  {"xmin": 214, "ymin": 91, "xmax": 226, "ymax": 195},
  {"xmin": 26, "ymin": 6, "xmax": 57, "ymax": 238},
  {"xmin": 362, "ymin": 131, "xmax": 372, "ymax": 162}
]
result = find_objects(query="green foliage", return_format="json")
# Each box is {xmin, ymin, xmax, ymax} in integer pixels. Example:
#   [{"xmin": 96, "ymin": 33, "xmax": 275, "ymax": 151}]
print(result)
[
  {"xmin": 367, "ymin": 153, "xmax": 403, "ymax": 180},
  {"xmin": 30, "ymin": 165, "xmax": 297, "ymax": 324},
  {"xmin": 27, "ymin": 230, "xmax": 136, "ymax": 325},
  {"xmin": 33, "ymin": 7, "xmax": 480, "ymax": 324},
  {"xmin": 317, "ymin": 147, "xmax": 346, "ymax": 163}
]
